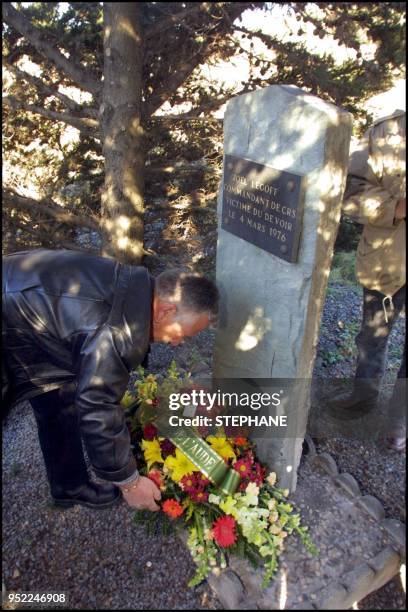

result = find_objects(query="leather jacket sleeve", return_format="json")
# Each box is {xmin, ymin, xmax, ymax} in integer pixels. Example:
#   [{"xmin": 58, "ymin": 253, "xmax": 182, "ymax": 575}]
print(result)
[{"xmin": 74, "ymin": 324, "xmax": 137, "ymax": 482}]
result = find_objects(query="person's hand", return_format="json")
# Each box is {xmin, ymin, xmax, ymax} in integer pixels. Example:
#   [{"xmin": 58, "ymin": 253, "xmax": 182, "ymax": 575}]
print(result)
[
  {"xmin": 119, "ymin": 476, "xmax": 161, "ymax": 511},
  {"xmin": 395, "ymin": 198, "xmax": 406, "ymax": 220}
]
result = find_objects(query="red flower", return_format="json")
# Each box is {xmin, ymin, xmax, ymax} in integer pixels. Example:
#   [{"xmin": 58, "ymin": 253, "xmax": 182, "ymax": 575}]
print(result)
[
  {"xmin": 212, "ymin": 515, "xmax": 237, "ymax": 548},
  {"xmin": 180, "ymin": 474, "xmax": 197, "ymax": 494},
  {"xmin": 143, "ymin": 423, "xmax": 158, "ymax": 441},
  {"xmin": 189, "ymin": 489, "xmax": 209, "ymax": 503},
  {"xmin": 180, "ymin": 472, "xmax": 210, "ymax": 494},
  {"xmin": 197, "ymin": 474, "xmax": 211, "ymax": 487},
  {"xmin": 162, "ymin": 499, "xmax": 184, "ymax": 518},
  {"xmin": 148, "ymin": 469, "xmax": 164, "ymax": 489},
  {"xmin": 160, "ymin": 438, "xmax": 176, "ymax": 458},
  {"xmin": 248, "ymin": 462, "xmax": 266, "ymax": 486},
  {"xmin": 233, "ymin": 457, "xmax": 253, "ymax": 478}
]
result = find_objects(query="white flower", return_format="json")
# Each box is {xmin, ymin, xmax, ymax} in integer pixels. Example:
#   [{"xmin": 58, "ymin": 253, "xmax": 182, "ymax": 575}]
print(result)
[
  {"xmin": 208, "ymin": 494, "xmax": 221, "ymax": 505},
  {"xmin": 266, "ymin": 472, "xmax": 277, "ymax": 486},
  {"xmin": 244, "ymin": 482, "xmax": 260, "ymax": 505},
  {"xmin": 212, "ymin": 567, "xmax": 221, "ymax": 576},
  {"xmin": 203, "ymin": 528, "xmax": 214, "ymax": 541},
  {"xmin": 267, "ymin": 498, "xmax": 277, "ymax": 510},
  {"xmin": 268, "ymin": 511, "xmax": 279, "ymax": 524},
  {"xmin": 196, "ymin": 545, "xmax": 205, "ymax": 554},
  {"xmin": 282, "ymin": 488, "xmax": 289, "ymax": 497},
  {"xmin": 246, "ymin": 482, "xmax": 260, "ymax": 496}
]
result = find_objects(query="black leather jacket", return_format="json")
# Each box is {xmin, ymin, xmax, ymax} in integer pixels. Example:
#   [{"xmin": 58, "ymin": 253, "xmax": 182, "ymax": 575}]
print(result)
[{"xmin": 2, "ymin": 249, "xmax": 153, "ymax": 482}]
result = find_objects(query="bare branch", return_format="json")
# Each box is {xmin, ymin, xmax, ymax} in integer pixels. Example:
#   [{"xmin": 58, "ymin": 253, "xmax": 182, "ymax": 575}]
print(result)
[
  {"xmin": 151, "ymin": 115, "xmax": 223, "ymax": 123},
  {"xmin": 3, "ymin": 3, "xmax": 101, "ymax": 96},
  {"xmin": 3, "ymin": 188, "xmax": 101, "ymax": 231},
  {"xmin": 10, "ymin": 222, "xmax": 88, "ymax": 252},
  {"xmin": 4, "ymin": 62, "xmax": 99, "ymax": 120},
  {"xmin": 4, "ymin": 62, "xmax": 82, "ymax": 111},
  {"xmin": 145, "ymin": 53, "xmax": 207, "ymax": 118},
  {"xmin": 144, "ymin": 3, "xmax": 256, "ymax": 118},
  {"xmin": 145, "ymin": 3, "xmax": 206, "ymax": 40},
  {"xmin": 3, "ymin": 95, "xmax": 99, "ymax": 137}
]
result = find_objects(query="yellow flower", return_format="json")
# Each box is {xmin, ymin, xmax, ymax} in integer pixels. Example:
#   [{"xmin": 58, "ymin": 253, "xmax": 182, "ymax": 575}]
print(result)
[
  {"xmin": 206, "ymin": 436, "xmax": 236, "ymax": 461},
  {"xmin": 120, "ymin": 391, "xmax": 134, "ymax": 409},
  {"xmin": 252, "ymin": 532, "xmax": 265, "ymax": 547},
  {"xmin": 141, "ymin": 439, "xmax": 164, "ymax": 470},
  {"xmin": 164, "ymin": 448, "xmax": 200, "ymax": 482},
  {"xmin": 219, "ymin": 496, "xmax": 239, "ymax": 518}
]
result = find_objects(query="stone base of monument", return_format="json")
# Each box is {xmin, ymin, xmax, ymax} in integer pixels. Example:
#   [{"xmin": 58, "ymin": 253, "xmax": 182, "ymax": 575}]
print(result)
[{"xmin": 182, "ymin": 440, "xmax": 405, "ymax": 610}]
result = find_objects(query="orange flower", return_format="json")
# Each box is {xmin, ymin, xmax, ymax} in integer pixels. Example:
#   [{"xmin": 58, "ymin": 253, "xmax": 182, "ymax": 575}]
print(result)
[
  {"xmin": 234, "ymin": 437, "xmax": 248, "ymax": 447},
  {"xmin": 162, "ymin": 499, "xmax": 184, "ymax": 518}
]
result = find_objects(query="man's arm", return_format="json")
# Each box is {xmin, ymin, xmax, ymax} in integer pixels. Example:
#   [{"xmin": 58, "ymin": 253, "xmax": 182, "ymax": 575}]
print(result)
[
  {"xmin": 75, "ymin": 325, "xmax": 137, "ymax": 482},
  {"xmin": 74, "ymin": 325, "xmax": 161, "ymax": 510}
]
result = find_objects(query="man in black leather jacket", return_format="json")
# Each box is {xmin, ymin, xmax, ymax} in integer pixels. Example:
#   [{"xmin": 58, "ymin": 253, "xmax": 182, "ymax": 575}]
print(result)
[{"xmin": 2, "ymin": 249, "xmax": 219, "ymax": 511}]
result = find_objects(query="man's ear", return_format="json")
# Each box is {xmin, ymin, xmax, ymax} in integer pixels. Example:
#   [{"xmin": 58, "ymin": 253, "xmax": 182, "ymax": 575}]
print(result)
[{"xmin": 153, "ymin": 299, "xmax": 177, "ymax": 322}]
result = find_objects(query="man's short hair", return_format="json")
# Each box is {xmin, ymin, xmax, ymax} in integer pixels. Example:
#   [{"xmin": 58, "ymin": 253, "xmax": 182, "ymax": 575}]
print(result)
[{"xmin": 155, "ymin": 269, "xmax": 219, "ymax": 320}]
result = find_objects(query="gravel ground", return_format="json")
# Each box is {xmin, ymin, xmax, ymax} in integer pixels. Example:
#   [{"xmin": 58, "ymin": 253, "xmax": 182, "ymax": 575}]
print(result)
[
  {"xmin": 2, "ymin": 274, "xmax": 405, "ymax": 610},
  {"xmin": 2, "ymin": 401, "xmax": 221, "ymax": 610},
  {"xmin": 313, "ymin": 280, "xmax": 406, "ymax": 610}
]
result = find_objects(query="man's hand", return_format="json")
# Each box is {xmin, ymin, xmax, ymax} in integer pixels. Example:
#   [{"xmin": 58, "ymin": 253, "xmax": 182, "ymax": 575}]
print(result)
[
  {"xmin": 119, "ymin": 476, "xmax": 161, "ymax": 511},
  {"xmin": 395, "ymin": 198, "xmax": 406, "ymax": 220}
]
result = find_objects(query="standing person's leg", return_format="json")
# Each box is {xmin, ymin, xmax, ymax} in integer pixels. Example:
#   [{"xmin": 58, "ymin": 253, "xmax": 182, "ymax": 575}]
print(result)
[
  {"xmin": 331, "ymin": 286, "xmax": 405, "ymax": 418},
  {"xmin": 353, "ymin": 288, "xmax": 396, "ymax": 396},
  {"xmin": 386, "ymin": 288, "xmax": 406, "ymax": 449},
  {"xmin": 31, "ymin": 384, "xmax": 121, "ymax": 508}
]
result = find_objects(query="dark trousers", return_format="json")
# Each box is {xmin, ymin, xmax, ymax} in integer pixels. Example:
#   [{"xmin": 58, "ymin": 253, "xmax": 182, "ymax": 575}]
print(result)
[
  {"xmin": 30, "ymin": 385, "xmax": 90, "ymax": 498},
  {"xmin": 355, "ymin": 285, "xmax": 406, "ymax": 433}
]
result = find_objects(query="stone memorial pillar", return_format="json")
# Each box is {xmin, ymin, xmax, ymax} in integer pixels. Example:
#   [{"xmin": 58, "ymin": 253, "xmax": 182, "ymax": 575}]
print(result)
[{"xmin": 214, "ymin": 85, "xmax": 352, "ymax": 491}]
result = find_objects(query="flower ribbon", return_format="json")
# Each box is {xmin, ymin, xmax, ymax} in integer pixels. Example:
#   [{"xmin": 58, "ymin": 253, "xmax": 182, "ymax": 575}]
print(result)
[{"xmin": 130, "ymin": 399, "xmax": 240, "ymax": 495}]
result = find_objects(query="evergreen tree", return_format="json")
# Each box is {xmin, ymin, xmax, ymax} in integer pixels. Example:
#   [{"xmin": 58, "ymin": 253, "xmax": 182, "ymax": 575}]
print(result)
[{"xmin": 3, "ymin": 2, "xmax": 405, "ymax": 262}]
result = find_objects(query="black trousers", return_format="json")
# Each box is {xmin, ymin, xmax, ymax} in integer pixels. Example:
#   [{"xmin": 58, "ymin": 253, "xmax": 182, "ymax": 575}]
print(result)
[
  {"xmin": 354, "ymin": 285, "xmax": 406, "ymax": 433},
  {"xmin": 30, "ymin": 385, "xmax": 90, "ymax": 498}
]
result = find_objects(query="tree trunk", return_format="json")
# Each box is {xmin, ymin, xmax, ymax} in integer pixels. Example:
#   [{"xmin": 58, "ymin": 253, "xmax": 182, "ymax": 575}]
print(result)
[{"xmin": 100, "ymin": 3, "xmax": 145, "ymax": 264}]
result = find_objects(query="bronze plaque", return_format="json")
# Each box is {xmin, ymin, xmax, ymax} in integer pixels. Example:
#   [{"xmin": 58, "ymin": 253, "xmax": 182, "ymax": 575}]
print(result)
[{"xmin": 221, "ymin": 154, "xmax": 304, "ymax": 263}]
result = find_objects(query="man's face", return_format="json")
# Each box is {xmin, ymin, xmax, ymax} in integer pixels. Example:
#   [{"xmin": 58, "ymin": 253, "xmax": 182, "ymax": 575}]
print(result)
[{"xmin": 152, "ymin": 299, "xmax": 210, "ymax": 346}]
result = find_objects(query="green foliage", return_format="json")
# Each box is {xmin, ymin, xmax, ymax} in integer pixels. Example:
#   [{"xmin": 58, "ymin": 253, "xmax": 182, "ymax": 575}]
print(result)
[
  {"xmin": 334, "ymin": 216, "xmax": 363, "ymax": 253},
  {"xmin": 329, "ymin": 251, "xmax": 358, "ymax": 286},
  {"xmin": 319, "ymin": 348, "xmax": 343, "ymax": 365}
]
